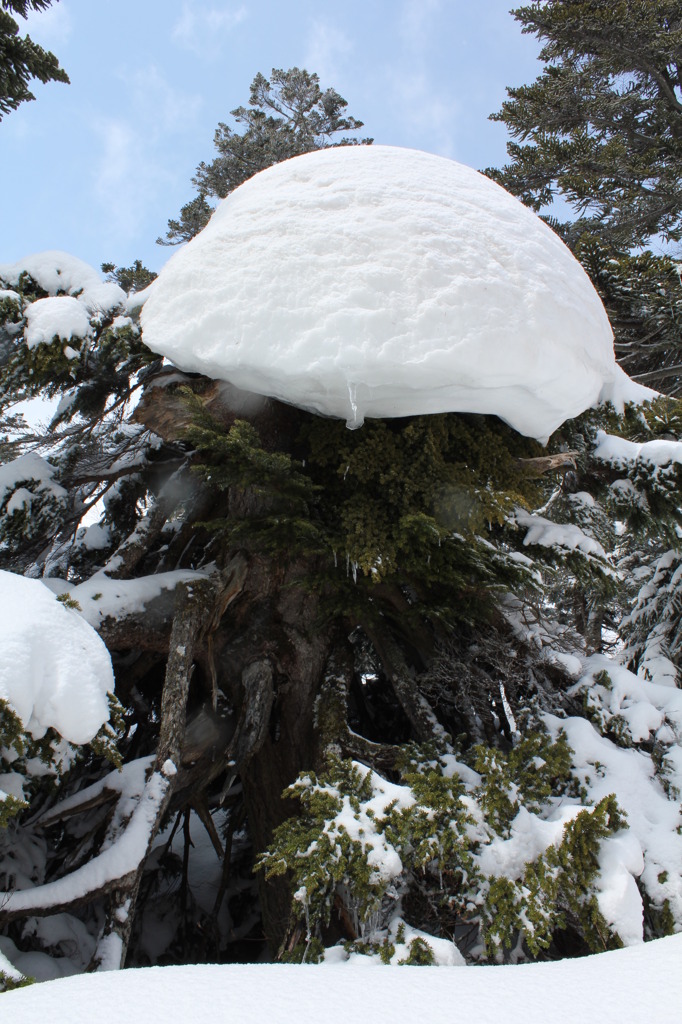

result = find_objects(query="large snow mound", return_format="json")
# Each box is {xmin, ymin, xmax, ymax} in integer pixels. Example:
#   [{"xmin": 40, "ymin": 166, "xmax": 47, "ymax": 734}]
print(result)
[
  {"xmin": 141, "ymin": 146, "xmax": 617, "ymax": 439},
  {"xmin": 0, "ymin": 571, "xmax": 113, "ymax": 745}
]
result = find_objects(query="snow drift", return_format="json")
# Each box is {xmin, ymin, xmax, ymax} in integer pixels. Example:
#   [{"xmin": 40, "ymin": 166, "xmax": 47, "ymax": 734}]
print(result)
[
  {"xmin": 3, "ymin": 935, "xmax": 682, "ymax": 1024},
  {"xmin": 141, "ymin": 145, "xmax": 617, "ymax": 438}
]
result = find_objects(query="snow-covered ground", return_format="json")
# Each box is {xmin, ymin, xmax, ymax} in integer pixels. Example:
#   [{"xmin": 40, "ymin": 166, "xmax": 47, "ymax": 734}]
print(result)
[{"xmin": 3, "ymin": 935, "xmax": 682, "ymax": 1024}]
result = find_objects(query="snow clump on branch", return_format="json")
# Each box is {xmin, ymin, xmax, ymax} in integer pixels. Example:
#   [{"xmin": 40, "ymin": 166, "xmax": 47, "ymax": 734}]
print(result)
[
  {"xmin": 0, "ymin": 570, "xmax": 113, "ymax": 746},
  {"xmin": 0, "ymin": 251, "xmax": 125, "ymax": 315}
]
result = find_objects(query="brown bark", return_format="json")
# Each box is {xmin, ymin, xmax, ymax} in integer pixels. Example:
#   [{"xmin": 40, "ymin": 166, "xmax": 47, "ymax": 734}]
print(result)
[
  {"xmin": 315, "ymin": 644, "xmax": 398, "ymax": 772},
  {"xmin": 516, "ymin": 451, "xmax": 579, "ymax": 476},
  {"xmin": 214, "ymin": 552, "xmax": 334, "ymax": 954},
  {"xmin": 364, "ymin": 624, "xmax": 440, "ymax": 742}
]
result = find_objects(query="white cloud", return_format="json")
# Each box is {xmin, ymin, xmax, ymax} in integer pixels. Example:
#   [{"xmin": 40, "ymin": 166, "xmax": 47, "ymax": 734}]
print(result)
[
  {"xmin": 90, "ymin": 112, "xmax": 176, "ymax": 249},
  {"xmin": 89, "ymin": 68, "xmax": 203, "ymax": 247},
  {"xmin": 398, "ymin": 0, "xmax": 441, "ymax": 52},
  {"xmin": 172, "ymin": 1, "xmax": 247, "ymax": 58},
  {"xmin": 23, "ymin": 2, "xmax": 73, "ymax": 48},
  {"xmin": 379, "ymin": 0, "xmax": 457, "ymax": 157},
  {"xmin": 127, "ymin": 65, "xmax": 203, "ymax": 135},
  {"xmin": 304, "ymin": 20, "xmax": 353, "ymax": 84},
  {"xmin": 91, "ymin": 117, "xmax": 137, "ymax": 201},
  {"xmin": 387, "ymin": 68, "xmax": 457, "ymax": 158}
]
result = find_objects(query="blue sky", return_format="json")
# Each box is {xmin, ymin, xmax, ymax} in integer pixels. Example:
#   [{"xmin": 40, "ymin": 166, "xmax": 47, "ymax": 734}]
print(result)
[{"xmin": 1, "ymin": 0, "xmax": 542, "ymax": 275}]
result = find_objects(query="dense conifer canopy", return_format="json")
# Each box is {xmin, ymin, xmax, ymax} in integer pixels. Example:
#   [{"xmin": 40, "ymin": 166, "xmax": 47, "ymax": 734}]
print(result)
[
  {"xmin": 489, "ymin": 0, "xmax": 682, "ymax": 249},
  {"xmin": 488, "ymin": 0, "xmax": 682, "ymax": 395}
]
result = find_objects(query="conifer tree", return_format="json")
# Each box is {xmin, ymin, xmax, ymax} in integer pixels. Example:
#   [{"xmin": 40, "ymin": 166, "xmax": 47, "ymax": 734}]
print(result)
[
  {"xmin": 488, "ymin": 0, "xmax": 682, "ymax": 249},
  {"xmin": 1, "ymin": 249, "xmax": 681, "ymax": 974},
  {"xmin": 487, "ymin": 0, "xmax": 682, "ymax": 394},
  {"xmin": 0, "ymin": 65, "xmax": 681, "ymax": 983},
  {"xmin": 158, "ymin": 67, "xmax": 372, "ymax": 245},
  {"xmin": 0, "ymin": 0, "xmax": 68, "ymax": 120}
]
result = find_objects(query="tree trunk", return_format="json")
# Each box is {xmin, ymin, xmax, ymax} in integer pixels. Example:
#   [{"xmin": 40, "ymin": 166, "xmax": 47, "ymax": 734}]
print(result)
[{"xmin": 208, "ymin": 548, "xmax": 334, "ymax": 953}]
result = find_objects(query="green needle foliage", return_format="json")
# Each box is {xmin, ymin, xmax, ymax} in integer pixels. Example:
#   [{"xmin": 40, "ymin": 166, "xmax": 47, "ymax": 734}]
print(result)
[
  {"xmin": 159, "ymin": 67, "xmax": 371, "ymax": 245},
  {"xmin": 260, "ymin": 729, "xmax": 625, "ymax": 962},
  {"xmin": 0, "ymin": 1, "xmax": 68, "ymax": 121},
  {"xmin": 488, "ymin": 0, "xmax": 682, "ymax": 249},
  {"xmin": 186, "ymin": 394, "xmax": 555, "ymax": 631},
  {"xmin": 488, "ymin": 0, "xmax": 682, "ymax": 393}
]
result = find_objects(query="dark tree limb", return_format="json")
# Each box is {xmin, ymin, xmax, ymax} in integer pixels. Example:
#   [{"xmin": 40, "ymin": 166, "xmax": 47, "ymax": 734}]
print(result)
[
  {"xmin": 91, "ymin": 556, "xmax": 252, "ymax": 963},
  {"xmin": 226, "ymin": 659, "xmax": 275, "ymax": 768},
  {"xmin": 102, "ymin": 495, "xmax": 177, "ymax": 581},
  {"xmin": 193, "ymin": 793, "xmax": 224, "ymax": 860},
  {"xmin": 315, "ymin": 645, "xmax": 398, "ymax": 772},
  {"xmin": 203, "ymin": 552, "xmax": 248, "ymax": 708},
  {"xmin": 33, "ymin": 785, "xmax": 119, "ymax": 828},
  {"xmin": 156, "ymin": 578, "xmax": 216, "ymax": 766},
  {"xmin": 90, "ymin": 574, "xmax": 220, "ymax": 967},
  {"xmin": 365, "ymin": 625, "xmax": 441, "ymax": 743},
  {"xmin": 211, "ymin": 801, "xmax": 246, "ymax": 920},
  {"xmin": 180, "ymin": 810, "xmax": 192, "ymax": 925}
]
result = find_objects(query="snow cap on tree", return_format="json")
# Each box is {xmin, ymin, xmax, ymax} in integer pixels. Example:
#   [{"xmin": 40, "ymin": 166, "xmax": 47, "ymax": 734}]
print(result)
[{"xmin": 141, "ymin": 145, "xmax": 617, "ymax": 439}]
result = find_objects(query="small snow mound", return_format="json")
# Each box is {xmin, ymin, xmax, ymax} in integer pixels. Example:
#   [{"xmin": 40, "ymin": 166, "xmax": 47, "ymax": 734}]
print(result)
[
  {"xmin": 24, "ymin": 296, "xmax": 91, "ymax": 349},
  {"xmin": 0, "ymin": 571, "xmax": 113, "ymax": 745},
  {"xmin": 0, "ymin": 251, "xmax": 125, "ymax": 314},
  {"xmin": 142, "ymin": 146, "xmax": 618, "ymax": 439},
  {"xmin": 0, "ymin": 452, "xmax": 67, "ymax": 504}
]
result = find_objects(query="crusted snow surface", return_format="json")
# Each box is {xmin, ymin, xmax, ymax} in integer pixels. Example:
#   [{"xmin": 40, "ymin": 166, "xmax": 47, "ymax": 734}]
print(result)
[
  {"xmin": 599, "ymin": 364, "xmax": 658, "ymax": 413},
  {"xmin": 0, "ymin": 452, "xmax": 67, "ymax": 511},
  {"xmin": 594, "ymin": 429, "xmax": 682, "ymax": 469},
  {"xmin": 0, "ymin": 757, "xmax": 169, "ymax": 917},
  {"xmin": 515, "ymin": 508, "xmax": 613, "ymax": 567},
  {"xmin": 544, "ymin": 707, "xmax": 682, "ymax": 942},
  {"xmin": 323, "ymin": 917, "xmax": 466, "ymax": 967},
  {"xmin": 0, "ymin": 570, "xmax": 113, "ymax": 745},
  {"xmin": 141, "ymin": 146, "xmax": 617, "ymax": 440}
]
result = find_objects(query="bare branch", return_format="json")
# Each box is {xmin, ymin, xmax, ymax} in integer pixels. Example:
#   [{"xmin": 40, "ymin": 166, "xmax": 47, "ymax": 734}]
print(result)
[
  {"xmin": 364, "ymin": 627, "xmax": 440, "ymax": 743},
  {"xmin": 517, "ymin": 451, "xmax": 579, "ymax": 475}
]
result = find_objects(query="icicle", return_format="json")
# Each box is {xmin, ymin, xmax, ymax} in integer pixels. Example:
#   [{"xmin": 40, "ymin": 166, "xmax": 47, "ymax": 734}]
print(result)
[{"xmin": 345, "ymin": 382, "xmax": 364, "ymax": 429}]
